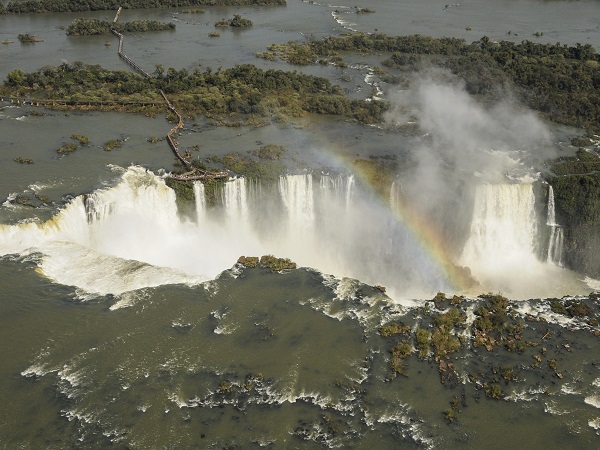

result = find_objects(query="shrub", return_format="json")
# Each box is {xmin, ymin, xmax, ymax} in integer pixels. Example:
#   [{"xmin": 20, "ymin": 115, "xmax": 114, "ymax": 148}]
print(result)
[
  {"xmin": 57, "ymin": 143, "xmax": 77, "ymax": 154},
  {"xmin": 237, "ymin": 256, "xmax": 259, "ymax": 267},
  {"xmin": 379, "ymin": 322, "xmax": 411, "ymax": 337},
  {"xmin": 259, "ymin": 255, "xmax": 296, "ymax": 271}
]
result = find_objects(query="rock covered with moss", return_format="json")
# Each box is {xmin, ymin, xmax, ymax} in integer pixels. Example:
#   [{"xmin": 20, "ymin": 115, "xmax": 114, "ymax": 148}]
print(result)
[
  {"xmin": 237, "ymin": 255, "xmax": 296, "ymax": 271},
  {"xmin": 377, "ymin": 290, "xmax": 600, "ymax": 422}
]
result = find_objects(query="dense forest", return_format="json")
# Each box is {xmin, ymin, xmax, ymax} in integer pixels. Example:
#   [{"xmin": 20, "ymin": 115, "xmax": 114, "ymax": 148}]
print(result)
[
  {"xmin": 66, "ymin": 18, "xmax": 175, "ymax": 35},
  {"xmin": 2, "ymin": 0, "xmax": 285, "ymax": 13},
  {"xmin": 261, "ymin": 33, "xmax": 600, "ymax": 133},
  {"xmin": 1, "ymin": 62, "xmax": 387, "ymax": 123}
]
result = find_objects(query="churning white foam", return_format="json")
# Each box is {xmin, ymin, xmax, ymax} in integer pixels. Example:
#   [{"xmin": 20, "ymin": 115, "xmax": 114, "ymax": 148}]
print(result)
[
  {"xmin": 585, "ymin": 395, "xmax": 600, "ymax": 409},
  {"xmin": 0, "ymin": 167, "xmax": 209, "ymax": 296},
  {"xmin": 459, "ymin": 183, "xmax": 587, "ymax": 299},
  {"xmin": 0, "ymin": 166, "xmax": 592, "ymax": 300}
]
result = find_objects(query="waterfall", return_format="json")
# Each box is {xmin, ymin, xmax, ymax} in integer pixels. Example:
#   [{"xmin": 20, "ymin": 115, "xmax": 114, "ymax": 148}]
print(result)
[
  {"xmin": 546, "ymin": 185, "xmax": 557, "ymax": 226},
  {"xmin": 319, "ymin": 174, "xmax": 355, "ymax": 208},
  {"xmin": 193, "ymin": 181, "xmax": 206, "ymax": 221},
  {"xmin": 222, "ymin": 177, "xmax": 249, "ymax": 224},
  {"xmin": 0, "ymin": 167, "xmax": 205, "ymax": 296},
  {"xmin": 13, "ymin": 167, "xmax": 584, "ymax": 301},
  {"xmin": 278, "ymin": 174, "xmax": 315, "ymax": 234},
  {"xmin": 460, "ymin": 183, "xmax": 541, "ymax": 294},
  {"xmin": 546, "ymin": 185, "xmax": 563, "ymax": 266},
  {"xmin": 461, "ymin": 183, "xmax": 538, "ymax": 262}
]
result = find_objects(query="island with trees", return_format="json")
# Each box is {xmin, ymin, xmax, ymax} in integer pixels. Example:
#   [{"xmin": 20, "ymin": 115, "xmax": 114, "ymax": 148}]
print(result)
[
  {"xmin": 1, "ymin": 63, "xmax": 387, "ymax": 124},
  {"xmin": 259, "ymin": 33, "xmax": 600, "ymax": 133},
  {"xmin": 214, "ymin": 14, "xmax": 253, "ymax": 28},
  {"xmin": 2, "ymin": 0, "xmax": 286, "ymax": 13},
  {"xmin": 66, "ymin": 18, "xmax": 175, "ymax": 36}
]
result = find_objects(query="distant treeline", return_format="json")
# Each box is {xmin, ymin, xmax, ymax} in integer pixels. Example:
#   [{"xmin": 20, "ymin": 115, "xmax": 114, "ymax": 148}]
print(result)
[
  {"xmin": 1, "ymin": 62, "xmax": 386, "ymax": 123},
  {"xmin": 263, "ymin": 33, "xmax": 600, "ymax": 133},
  {"xmin": 67, "ymin": 18, "xmax": 175, "ymax": 35},
  {"xmin": 1, "ymin": 0, "xmax": 285, "ymax": 14}
]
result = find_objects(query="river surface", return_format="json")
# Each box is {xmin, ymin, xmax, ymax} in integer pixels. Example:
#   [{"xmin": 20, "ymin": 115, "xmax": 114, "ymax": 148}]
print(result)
[{"xmin": 1, "ymin": 1, "xmax": 600, "ymax": 448}]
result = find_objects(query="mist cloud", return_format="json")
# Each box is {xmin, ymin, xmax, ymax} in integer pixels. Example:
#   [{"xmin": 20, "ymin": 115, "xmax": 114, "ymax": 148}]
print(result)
[{"xmin": 384, "ymin": 71, "xmax": 555, "ymax": 210}]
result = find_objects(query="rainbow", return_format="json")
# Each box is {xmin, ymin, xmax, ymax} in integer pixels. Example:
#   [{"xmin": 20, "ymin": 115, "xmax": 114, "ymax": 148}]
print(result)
[{"xmin": 312, "ymin": 141, "xmax": 479, "ymax": 296}]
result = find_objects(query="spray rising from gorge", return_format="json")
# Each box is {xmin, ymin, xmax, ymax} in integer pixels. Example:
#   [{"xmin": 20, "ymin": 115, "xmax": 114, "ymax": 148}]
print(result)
[
  {"xmin": 0, "ymin": 161, "xmax": 589, "ymax": 302},
  {"xmin": 0, "ymin": 77, "xmax": 592, "ymax": 301}
]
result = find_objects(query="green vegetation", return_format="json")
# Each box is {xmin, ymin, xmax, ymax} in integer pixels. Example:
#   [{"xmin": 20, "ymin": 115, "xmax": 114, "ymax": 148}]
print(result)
[
  {"xmin": 258, "ymin": 255, "xmax": 296, "ymax": 271},
  {"xmin": 431, "ymin": 326, "xmax": 461, "ymax": 358},
  {"xmin": 237, "ymin": 256, "xmax": 260, "ymax": 268},
  {"xmin": 18, "ymin": 33, "xmax": 43, "ymax": 42},
  {"xmin": 66, "ymin": 18, "xmax": 175, "ymax": 36},
  {"xmin": 57, "ymin": 142, "xmax": 77, "ymax": 154},
  {"xmin": 414, "ymin": 327, "xmax": 431, "ymax": 358},
  {"xmin": 263, "ymin": 33, "xmax": 600, "ymax": 133},
  {"xmin": 14, "ymin": 156, "xmax": 33, "ymax": 164},
  {"xmin": 5, "ymin": 0, "xmax": 286, "ymax": 13},
  {"xmin": 218, "ymin": 380, "xmax": 233, "ymax": 394},
  {"xmin": 252, "ymin": 144, "xmax": 286, "ymax": 160},
  {"xmin": 375, "ymin": 290, "xmax": 600, "ymax": 417},
  {"xmin": 382, "ymin": 53, "xmax": 421, "ymax": 69},
  {"xmin": 10, "ymin": 193, "xmax": 49, "ymax": 207},
  {"xmin": 209, "ymin": 153, "xmax": 286, "ymax": 182},
  {"xmin": 443, "ymin": 397, "xmax": 461, "ymax": 423},
  {"xmin": 379, "ymin": 322, "xmax": 411, "ymax": 337},
  {"xmin": 15, "ymin": 195, "xmax": 36, "ymax": 207},
  {"xmin": 499, "ymin": 365, "xmax": 517, "ymax": 382},
  {"xmin": 164, "ymin": 177, "xmax": 197, "ymax": 217},
  {"xmin": 103, "ymin": 139, "xmax": 122, "ymax": 151},
  {"xmin": 546, "ymin": 150, "xmax": 600, "ymax": 278},
  {"xmin": 549, "ymin": 299, "xmax": 591, "ymax": 318},
  {"xmin": 261, "ymin": 42, "xmax": 319, "ymax": 65},
  {"xmin": 433, "ymin": 307, "xmax": 466, "ymax": 329},
  {"xmin": 470, "ymin": 293, "xmax": 532, "ymax": 354},
  {"xmin": 70, "ymin": 134, "xmax": 89, "ymax": 146},
  {"xmin": 0, "ymin": 62, "xmax": 387, "ymax": 124},
  {"xmin": 215, "ymin": 14, "xmax": 252, "ymax": 28},
  {"xmin": 389, "ymin": 340, "xmax": 412, "ymax": 375},
  {"xmin": 485, "ymin": 384, "xmax": 503, "ymax": 400}
]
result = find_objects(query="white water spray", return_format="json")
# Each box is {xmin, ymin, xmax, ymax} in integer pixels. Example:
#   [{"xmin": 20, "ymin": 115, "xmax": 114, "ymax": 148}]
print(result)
[
  {"xmin": 0, "ymin": 168, "xmax": 588, "ymax": 300},
  {"xmin": 0, "ymin": 167, "xmax": 206, "ymax": 296},
  {"xmin": 193, "ymin": 181, "xmax": 206, "ymax": 220},
  {"xmin": 279, "ymin": 174, "xmax": 315, "ymax": 235},
  {"xmin": 0, "ymin": 167, "xmax": 449, "ymax": 300},
  {"xmin": 460, "ymin": 183, "xmax": 583, "ymax": 298},
  {"xmin": 546, "ymin": 185, "xmax": 564, "ymax": 266}
]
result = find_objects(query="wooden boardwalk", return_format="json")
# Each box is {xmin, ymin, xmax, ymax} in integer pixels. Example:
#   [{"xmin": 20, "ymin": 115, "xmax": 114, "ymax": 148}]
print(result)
[
  {"xmin": 2, "ymin": 7, "xmax": 228, "ymax": 183},
  {"xmin": 111, "ymin": 7, "xmax": 150, "ymax": 78},
  {"xmin": 110, "ymin": 7, "xmax": 227, "ymax": 181}
]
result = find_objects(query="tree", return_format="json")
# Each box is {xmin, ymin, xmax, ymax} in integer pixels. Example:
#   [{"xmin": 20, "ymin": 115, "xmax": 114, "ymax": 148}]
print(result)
[{"xmin": 6, "ymin": 69, "xmax": 25, "ymax": 86}]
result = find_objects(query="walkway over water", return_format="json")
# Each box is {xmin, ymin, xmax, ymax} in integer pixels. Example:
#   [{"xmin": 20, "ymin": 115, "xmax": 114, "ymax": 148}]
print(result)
[
  {"xmin": 2, "ymin": 8, "xmax": 228, "ymax": 183},
  {"xmin": 110, "ymin": 7, "xmax": 228, "ymax": 181}
]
